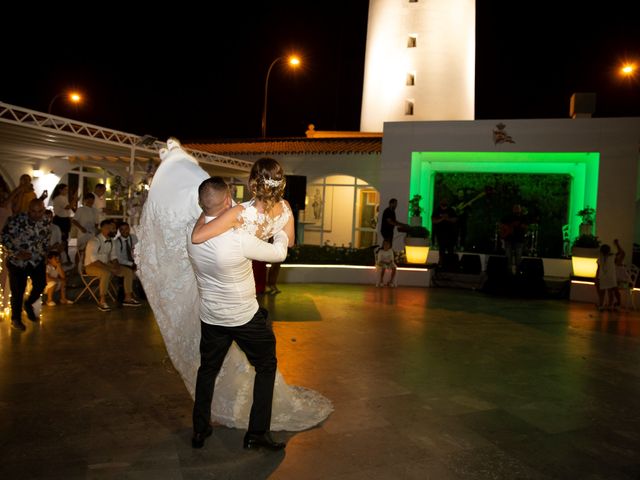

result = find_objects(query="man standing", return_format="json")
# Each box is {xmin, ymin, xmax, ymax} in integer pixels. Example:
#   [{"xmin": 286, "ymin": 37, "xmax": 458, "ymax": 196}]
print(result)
[
  {"xmin": 500, "ymin": 204, "xmax": 528, "ymax": 273},
  {"xmin": 72, "ymin": 192, "xmax": 98, "ymax": 252},
  {"xmin": 380, "ymin": 198, "xmax": 407, "ymax": 244},
  {"xmin": 93, "ymin": 183, "xmax": 107, "ymax": 223},
  {"xmin": 2, "ymin": 198, "xmax": 50, "ymax": 330},
  {"xmin": 432, "ymin": 198, "xmax": 458, "ymax": 265},
  {"xmin": 10, "ymin": 174, "xmax": 37, "ymax": 215},
  {"xmin": 187, "ymin": 177, "xmax": 289, "ymax": 451}
]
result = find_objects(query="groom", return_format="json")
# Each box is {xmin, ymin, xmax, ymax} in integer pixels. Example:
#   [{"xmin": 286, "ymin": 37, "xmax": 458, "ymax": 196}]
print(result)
[{"xmin": 187, "ymin": 176, "xmax": 289, "ymax": 450}]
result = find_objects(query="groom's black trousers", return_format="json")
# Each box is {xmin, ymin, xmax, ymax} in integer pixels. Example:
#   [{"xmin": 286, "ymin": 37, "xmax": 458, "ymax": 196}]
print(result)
[{"xmin": 193, "ymin": 307, "xmax": 277, "ymax": 435}]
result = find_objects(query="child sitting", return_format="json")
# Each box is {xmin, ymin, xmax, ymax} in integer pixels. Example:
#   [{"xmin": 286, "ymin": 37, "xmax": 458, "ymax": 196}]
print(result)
[
  {"xmin": 45, "ymin": 251, "xmax": 73, "ymax": 306},
  {"xmin": 376, "ymin": 239, "xmax": 397, "ymax": 287}
]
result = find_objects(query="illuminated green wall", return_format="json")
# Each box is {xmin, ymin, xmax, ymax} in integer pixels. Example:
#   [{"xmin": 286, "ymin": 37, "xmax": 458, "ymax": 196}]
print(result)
[{"xmin": 409, "ymin": 152, "xmax": 599, "ymax": 242}]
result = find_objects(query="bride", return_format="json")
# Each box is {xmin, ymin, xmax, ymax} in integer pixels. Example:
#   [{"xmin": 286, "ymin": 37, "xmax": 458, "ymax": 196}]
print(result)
[{"xmin": 136, "ymin": 138, "xmax": 332, "ymax": 431}]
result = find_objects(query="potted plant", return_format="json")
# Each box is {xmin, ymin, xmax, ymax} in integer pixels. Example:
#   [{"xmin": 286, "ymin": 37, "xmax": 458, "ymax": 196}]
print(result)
[
  {"xmin": 571, "ymin": 233, "xmax": 601, "ymax": 278},
  {"xmin": 577, "ymin": 206, "xmax": 595, "ymax": 236},
  {"xmin": 406, "ymin": 225, "xmax": 429, "ymax": 240},
  {"xmin": 408, "ymin": 194, "xmax": 424, "ymax": 227}
]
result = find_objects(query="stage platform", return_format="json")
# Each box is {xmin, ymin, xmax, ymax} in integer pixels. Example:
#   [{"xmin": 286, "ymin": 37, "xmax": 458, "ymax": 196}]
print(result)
[{"xmin": 278, "ymin": 251, "xmax": 572, "ymax": 294}]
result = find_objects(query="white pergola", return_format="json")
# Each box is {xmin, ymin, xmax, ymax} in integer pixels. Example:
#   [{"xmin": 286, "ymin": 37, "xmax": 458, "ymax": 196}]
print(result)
[{"xmin": 0, "ymin": 101, "xmax": 252, "ymax": 180}]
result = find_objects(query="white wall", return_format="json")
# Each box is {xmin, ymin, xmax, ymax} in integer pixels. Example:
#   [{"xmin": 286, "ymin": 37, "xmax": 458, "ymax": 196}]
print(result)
[
  {"xmin": 232, "ymin": 152, "xmax": 381, "ymax": 191},
  {"xmin": 380, "ymin": 118, "xmax": 640, "ymax": 255}
]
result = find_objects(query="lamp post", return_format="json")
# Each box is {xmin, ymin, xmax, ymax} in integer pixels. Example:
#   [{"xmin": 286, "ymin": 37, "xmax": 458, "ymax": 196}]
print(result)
[
  {"xmin": 261, "ymin": 55, "xmax": 300, "ymax": 138},
  {"xmin": 48, "ymin": 91, "xmax": 82, "ymax": 114},
  {"xmin": 620, "ymin": 63, "xmax": 636, "ymax": 78}
]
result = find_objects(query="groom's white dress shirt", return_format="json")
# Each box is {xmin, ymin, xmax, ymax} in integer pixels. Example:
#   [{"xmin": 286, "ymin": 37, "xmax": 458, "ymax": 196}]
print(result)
[{"xmin": 187, "ymin": 216, "xmax": 288, "ymax": 328}]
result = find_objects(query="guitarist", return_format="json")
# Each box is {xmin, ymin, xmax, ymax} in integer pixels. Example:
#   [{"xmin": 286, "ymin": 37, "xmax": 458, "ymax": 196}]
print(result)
[
  {"xmin": 453, "ymin": 188, "xmax": 490, "ymax": 250},
  {"xmin": 453, "ymin": 189, "xmax": 472, "ymax": 250},
  {"xmin": 500, "ymin": 204, "xmax": 528, "ymax": 273},
  {"xmin": 432, "ymin": 198, "xmax": 458, "ymax": 265}
]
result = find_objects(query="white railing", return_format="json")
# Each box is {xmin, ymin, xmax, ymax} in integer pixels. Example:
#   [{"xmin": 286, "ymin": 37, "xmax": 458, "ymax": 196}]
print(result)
[{"xmin": 0, "ymin": 101, "xmax": 252, "ymax": 172}]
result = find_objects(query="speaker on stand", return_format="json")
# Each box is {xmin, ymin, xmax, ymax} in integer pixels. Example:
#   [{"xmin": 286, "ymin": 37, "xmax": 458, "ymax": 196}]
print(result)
[{"xmin": 283, "ymin": 175, "xmax": 307, "ymax": 244}]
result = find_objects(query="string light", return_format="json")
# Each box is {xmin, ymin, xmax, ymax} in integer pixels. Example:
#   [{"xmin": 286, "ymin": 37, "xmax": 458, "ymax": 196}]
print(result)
[{"xmin": 0, "ymin": 245, "xmax": 10, "ymax": 320}]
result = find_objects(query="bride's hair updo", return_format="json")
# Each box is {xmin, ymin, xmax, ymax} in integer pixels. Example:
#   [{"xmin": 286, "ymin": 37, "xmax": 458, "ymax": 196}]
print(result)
[{"xmin": 248, "ymin": 157, "xmax": 286, "ymax": 212}]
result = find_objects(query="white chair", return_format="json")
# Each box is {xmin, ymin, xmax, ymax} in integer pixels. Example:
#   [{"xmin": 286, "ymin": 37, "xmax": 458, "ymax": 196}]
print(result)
[
  {"xmin": 623, "ymin": 264, "xmax": 639, "ymax": 310},
  {"xmin": 74, "ymin": 250, "xmax": 116, "ymax": 305},
  {"xmin": 561, "ymin": 224, "xmax": 570, "ymax": 257}
]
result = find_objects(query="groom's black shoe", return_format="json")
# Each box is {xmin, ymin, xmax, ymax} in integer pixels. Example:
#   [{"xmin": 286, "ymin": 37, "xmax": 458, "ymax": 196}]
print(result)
[
  {"xmin": 24, "ymin": 302, "xmax": 38, "ymax": 322},
  {"xmin": 243, "ymin": 432, "xmax": 285, "ymax": 451},
  {"xmin": 191, "ymin": 425, "xmax": 213, "ymax": 449}
]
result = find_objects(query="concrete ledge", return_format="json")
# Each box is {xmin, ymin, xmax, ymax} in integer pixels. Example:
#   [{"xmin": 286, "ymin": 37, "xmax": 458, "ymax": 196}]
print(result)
[
  {"xmin": 277, "ymin": 256, "xmax": 571, "ymax": 289},
  {"xmin": 278, "ymin": 264, "xmax": 432, "ymax": 287},
  {"xmin": 570, "ymin": 280, "xmax": 599, "ymax": 303},
  {"xmin": 570, "ymin": 279, "xmax": 639, "ymax": 307}
]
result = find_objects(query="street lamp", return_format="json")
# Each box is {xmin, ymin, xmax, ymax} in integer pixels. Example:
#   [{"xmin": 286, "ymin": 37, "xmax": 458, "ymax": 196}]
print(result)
[
  {"xmin": 48, "ymin": 91, "xmax": 82, "ymax": 114},
  {"xmin": 261, "ymin": 55, "xmax": 301, "ymax": 138},
  {"xmin": 620, "ymin": 63, "xmax": 636, "ymax": 78}
]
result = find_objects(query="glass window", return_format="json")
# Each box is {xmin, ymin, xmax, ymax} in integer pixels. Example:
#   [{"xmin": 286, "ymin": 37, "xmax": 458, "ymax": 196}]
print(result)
[
  {"xmin": 405, "ymin": 100, "xmax": 415, "ymax": 115},
  {"xmin": 301, "ymin": 176, "xmax": 379, "ymax": 248}
]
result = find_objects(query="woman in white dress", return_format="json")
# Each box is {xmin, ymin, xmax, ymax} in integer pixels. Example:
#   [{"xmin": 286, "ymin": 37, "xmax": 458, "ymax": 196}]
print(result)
[{"xmin": 137, "ymin": 139, "xmax": 332, "ymax": 431}]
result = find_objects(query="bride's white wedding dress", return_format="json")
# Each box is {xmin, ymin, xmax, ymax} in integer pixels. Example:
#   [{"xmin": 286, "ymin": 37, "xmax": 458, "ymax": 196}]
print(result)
[{"xmin": 136, "ymin": 142, "xmax": 332, "ymax": 431}]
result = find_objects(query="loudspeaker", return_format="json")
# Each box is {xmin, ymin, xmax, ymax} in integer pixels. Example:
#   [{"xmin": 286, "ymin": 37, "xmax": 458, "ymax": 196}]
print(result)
[
  {"xmin": 517, "ymin": 257, "xmax": 546, "ymax": 297},
  {"xmin": 519, "ymin": 258, "xmax": 544, "ymax": 278},
  {"xmin": 460, "ymin": 254, "xmax": 482, "ymax": 275},
  {"xmin": 486, "ymin": 255, "xmax": 508, "ymax": 277},
  {"xmin": 481, "ymin": 255, "xmax": 510, "ymax": 294},
  {"xmin": 284, "ymin": 175, "xmax": 307, "ymax": 210},
  {"xmin": 440, "ymin": 253, "xmax": 459, "ymax": 272}
]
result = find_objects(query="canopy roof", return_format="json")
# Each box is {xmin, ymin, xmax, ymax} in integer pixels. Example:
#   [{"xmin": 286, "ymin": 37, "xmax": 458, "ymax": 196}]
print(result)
[{"xmin": 0, "ymin": 102, "xmax": 252, "ymax": 176}]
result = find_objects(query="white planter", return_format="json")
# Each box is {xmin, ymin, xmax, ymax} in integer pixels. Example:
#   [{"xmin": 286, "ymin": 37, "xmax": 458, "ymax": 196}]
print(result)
[
  {"xmin": 571, "ymin": 246, "xmax": 599, "ymax": 278},
  {"xmin": 579, "ymin": 223, "xmax": 593, "ymax": 236},
  {"xmin": 405, "ymin": 236, "xmax": 429, "ymax": 264},
  {"xmin": 410, "ymin": 216, "xmax": 423, "ymax": 227}
]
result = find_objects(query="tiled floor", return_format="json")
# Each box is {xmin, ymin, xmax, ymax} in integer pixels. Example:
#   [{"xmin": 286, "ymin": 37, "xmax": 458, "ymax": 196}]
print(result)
[{"xmin": 1, "ymin": 284, "xmax": 640, "ymax": 479}]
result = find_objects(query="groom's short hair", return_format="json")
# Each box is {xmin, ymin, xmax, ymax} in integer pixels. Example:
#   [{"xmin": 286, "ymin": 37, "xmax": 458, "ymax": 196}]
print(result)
[{"xmin": 198, "ymin": 176, "xmax": 229, "ymax": 214}]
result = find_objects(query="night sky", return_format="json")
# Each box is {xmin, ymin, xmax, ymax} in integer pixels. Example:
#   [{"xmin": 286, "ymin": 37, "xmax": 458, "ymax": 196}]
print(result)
[{"xmin": 2, "ymin": 1, "xmax": 639, "ymax": 142}]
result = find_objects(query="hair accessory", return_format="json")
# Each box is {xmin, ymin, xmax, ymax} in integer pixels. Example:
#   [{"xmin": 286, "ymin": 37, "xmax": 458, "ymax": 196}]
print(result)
[{"xmin": 263, "ymin": 178, "xmax": 283, "ymax": 187}]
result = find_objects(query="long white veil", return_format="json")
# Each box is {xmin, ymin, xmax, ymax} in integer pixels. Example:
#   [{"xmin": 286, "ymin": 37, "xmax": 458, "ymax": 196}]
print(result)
[{"xmin": 136, "ymin": 142, "xmax": 207, "ymax": 399}]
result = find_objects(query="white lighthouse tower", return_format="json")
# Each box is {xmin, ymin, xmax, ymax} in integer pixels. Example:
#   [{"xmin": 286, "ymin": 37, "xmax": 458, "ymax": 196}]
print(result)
[{"xmin": 360, "ymin": 0, "xmax": 475, "ymax": 131}]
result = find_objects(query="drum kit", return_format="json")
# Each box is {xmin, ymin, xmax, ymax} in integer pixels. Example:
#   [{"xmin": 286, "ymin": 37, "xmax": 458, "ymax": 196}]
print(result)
[{"xmin": 494, "ymin": 221, "xmax": 539, "ymax": 256}]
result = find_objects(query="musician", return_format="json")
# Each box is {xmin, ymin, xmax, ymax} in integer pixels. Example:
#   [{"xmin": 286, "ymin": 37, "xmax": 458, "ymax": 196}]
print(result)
[
  {"xmin": 453, "ymin": 189, "xmax": 471, "ymax": 250},
  {"xmin": 431, "ymin": 198, "xmax": 458, "ymax": 263},
  {"xmin": 500, "ymin": 204, "xmax": 528, "ymax": 273}
]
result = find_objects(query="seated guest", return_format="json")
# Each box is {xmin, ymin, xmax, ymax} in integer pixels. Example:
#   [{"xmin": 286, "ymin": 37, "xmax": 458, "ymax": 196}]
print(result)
[
  {"xmin": 114, "ymin": 221, "xmax": 138, "ymax": 270},
  {"xmin": 84, "ymin": 220, "xmax": 141, "ymax": 312}
]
